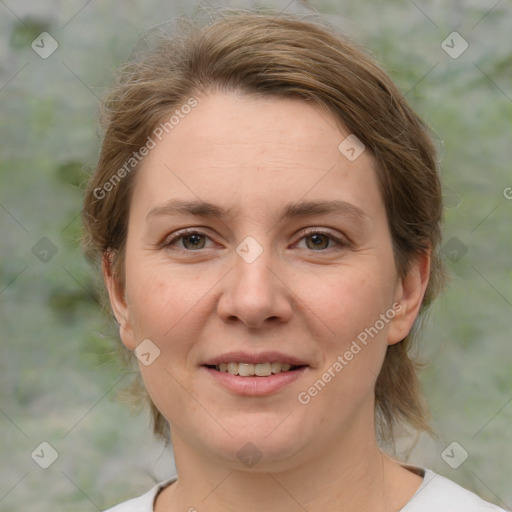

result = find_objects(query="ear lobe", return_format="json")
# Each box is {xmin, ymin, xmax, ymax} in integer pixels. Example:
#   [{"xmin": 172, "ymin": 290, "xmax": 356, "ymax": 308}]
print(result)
[
  {"xmin": 387, "ymin": 250, "xmax": 431, "ymax": 346},
  {"xmin": 102, "ymin": 252, "xmax": 136, "ymax": 350}
]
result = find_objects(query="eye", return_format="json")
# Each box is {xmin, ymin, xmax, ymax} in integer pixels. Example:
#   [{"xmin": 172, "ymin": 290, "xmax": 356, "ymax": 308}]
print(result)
[
  {"xmin": 162, "ymin": 228, "xmax": 348, "ymax": 253},
  {"xmin": 296, "ymin": 229, "xmax": 347, "ymax": 251},
  {"xmin": 163, "ymin": 229, "xmax": 213, "ymax": 251}
]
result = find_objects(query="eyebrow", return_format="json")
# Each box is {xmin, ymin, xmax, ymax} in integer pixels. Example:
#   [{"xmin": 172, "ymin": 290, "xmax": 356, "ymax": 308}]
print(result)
[{"xmin": 146, "ymin": 199, "xmax": 369, "ymax": 223}]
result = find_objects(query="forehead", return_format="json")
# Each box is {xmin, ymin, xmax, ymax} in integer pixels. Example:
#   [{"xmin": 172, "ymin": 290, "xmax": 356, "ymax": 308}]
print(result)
[{"xmin": 131, "ymin": 92, "xmax": 383, "ymax": 222}]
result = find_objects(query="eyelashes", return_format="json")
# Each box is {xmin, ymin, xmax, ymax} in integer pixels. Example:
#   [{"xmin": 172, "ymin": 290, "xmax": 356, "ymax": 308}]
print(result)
[
  {"xmin": 163, "ymin": 230, "xmax": 212, "ymax": 250},
  {"xmin": 295, "ymin": 229, "xmax": 349, "ymax": 251},
  {"xmin": 162, "ymin": 228, "xmax": 349, "ymax": 253}
]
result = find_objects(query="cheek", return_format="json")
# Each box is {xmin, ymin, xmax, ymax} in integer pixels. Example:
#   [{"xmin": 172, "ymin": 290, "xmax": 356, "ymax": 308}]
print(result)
[
  {"xmin": 125, "ymin": 256, "xmax": 203, "ymax": 333},
  {"xmin": 123, "ymin": 258, "xmax": 221, "ymax": 388},
  {"xmin": 295, "ymin": 274, "xmax": 393, "ymax": 419},
  {"xmin": 297, "ymin": 263, "xmax": 397, "ymax": 399},
  {"xmin": 299, "ymin": 264, "xmax": 396, "ymax": 342},
  {"xmin": 124, "ymin": 262, "xmax": 205, "ymax": 418}
]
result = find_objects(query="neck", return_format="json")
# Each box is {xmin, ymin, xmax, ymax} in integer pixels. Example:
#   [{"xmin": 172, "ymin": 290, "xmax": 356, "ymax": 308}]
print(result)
[{"xmin": 155, "ymin": 418, "xmax": 422, "ymax": 512}]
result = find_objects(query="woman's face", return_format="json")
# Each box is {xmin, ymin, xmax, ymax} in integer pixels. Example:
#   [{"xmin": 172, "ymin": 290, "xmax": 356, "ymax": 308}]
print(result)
[{"xmin": 106, "ymin": 92, "xmax": 427, "ymax": 470}]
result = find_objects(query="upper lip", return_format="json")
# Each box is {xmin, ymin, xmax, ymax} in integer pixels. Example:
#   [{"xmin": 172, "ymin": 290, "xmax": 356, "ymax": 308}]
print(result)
[{"xmin": 202, "ymin": 351, "xmax": 309, "ymax": 366}]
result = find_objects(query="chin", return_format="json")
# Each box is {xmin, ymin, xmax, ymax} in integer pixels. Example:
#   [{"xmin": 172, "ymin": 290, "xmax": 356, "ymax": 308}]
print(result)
[{"xmin": 201, "ymin": 420, "xmax": 311, "ymax": 472}]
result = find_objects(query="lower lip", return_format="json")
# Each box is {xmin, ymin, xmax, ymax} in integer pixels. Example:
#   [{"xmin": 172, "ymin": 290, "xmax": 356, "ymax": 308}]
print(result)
[{"xmin": 202, "ymin": 366, "xmax": 308, "ymax": 396}]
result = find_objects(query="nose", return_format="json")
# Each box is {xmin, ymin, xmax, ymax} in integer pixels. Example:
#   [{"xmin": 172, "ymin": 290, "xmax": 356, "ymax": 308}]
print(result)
[{"xmin": 216, "ymin": 242, "xmax": 293, "ymax": 329}]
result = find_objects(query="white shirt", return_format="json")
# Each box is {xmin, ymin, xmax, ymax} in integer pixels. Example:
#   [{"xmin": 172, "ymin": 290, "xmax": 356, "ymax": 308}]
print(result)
[{"xmin": 104, "ymin": 466, "xmax": 508, "ymax": 511}]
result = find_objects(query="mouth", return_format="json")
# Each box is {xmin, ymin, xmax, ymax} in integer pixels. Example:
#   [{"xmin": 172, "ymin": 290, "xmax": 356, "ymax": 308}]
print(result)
[
  {"xmin": 201, "ymin": 358, "xmax": 309, "ymax": 396},
  {"xmin": 204, "ymin": 362, "xmax": 307, "ymax": 377},
  {"xmin": 201, "ymin": 351, "xmax": 310, "ymax": 395}
]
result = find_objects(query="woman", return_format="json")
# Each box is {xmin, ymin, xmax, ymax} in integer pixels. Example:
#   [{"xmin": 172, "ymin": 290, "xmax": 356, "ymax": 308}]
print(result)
[{"xmin": 82, "ymin": 10, "xmax": 506, "ymax": 512}]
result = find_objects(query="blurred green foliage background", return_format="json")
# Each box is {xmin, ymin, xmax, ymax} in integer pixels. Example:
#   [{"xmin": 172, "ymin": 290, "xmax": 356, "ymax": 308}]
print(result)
[{"xmin": 1, "ymin": 0, "xmax": 510, "ymax": 510}]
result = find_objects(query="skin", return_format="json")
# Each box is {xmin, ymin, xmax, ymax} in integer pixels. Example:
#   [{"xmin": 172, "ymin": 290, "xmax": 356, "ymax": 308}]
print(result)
[{"xmin": 104, "ymin": 92, "xmax": 430, "ymax": 511}]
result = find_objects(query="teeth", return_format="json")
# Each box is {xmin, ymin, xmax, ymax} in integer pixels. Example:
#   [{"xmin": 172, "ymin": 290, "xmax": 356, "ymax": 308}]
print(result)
[
  {"xmin": 238, "ymin": 363, "xmax": 254, "ymax": 377},
  {"xmin": 271, "ymin": 362, "xmax": 282, "ymax": 374},
  {"xmin": 214, "ymin": 362, "xmax": 296, "ymax": 376},
  {"xmin": 255, "ymin": 362, "xmax": 271, "ymax": 376},
  {"xmin": 227, "ymin": 362, "xmax": 238, "ymax": 375}
]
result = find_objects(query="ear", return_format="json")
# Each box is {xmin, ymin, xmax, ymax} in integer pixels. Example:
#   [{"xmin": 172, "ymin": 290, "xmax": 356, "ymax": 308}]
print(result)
[
  {"xmin": 102, "ymin": 252, "xmax": 137, "ymax": 350},
  {"xmin": 387, "ymin": 250, "xmax": 431, "ymax": 346}
]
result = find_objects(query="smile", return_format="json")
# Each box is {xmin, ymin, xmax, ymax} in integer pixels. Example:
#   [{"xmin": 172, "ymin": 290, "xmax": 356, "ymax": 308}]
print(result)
[
  {"xmin": 207, "ymin": 362, "xmax": 303, "ymax": 376},
  {"xmin": 202, "ymin": 364, "xmax": 308, "ymax": 396}
]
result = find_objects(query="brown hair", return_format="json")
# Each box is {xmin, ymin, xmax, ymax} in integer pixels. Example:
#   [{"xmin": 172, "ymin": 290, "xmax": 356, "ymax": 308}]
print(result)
[{"xmin": 82, "ymin": 9, "xmax": 445, "ymax": 444}]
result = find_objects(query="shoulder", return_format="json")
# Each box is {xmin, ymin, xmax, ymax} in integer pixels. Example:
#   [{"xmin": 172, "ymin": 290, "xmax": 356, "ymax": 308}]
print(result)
[
  {"xmin": 103, "ymin": 476, "xmax": 177, "ymax": 512},
  {"xmin": 401, "ymin": 467, "xmax": 507, "ymax": 512}
]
